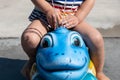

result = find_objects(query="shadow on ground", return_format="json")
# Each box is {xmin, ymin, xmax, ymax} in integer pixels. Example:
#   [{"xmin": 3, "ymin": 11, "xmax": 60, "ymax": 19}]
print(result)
[{"xmin": 0, "ymin": 57, "xmax": 26, "ymax": 80}]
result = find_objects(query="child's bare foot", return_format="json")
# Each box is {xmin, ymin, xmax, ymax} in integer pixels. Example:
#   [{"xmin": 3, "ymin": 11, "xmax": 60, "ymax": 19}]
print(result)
[
  {"xmin": 96, "ymin": 72, "xmax": 110, "ymax": 80},
  {"xmin": 21, "ymin": 60, "xmax": 34, "ymax": 80}
]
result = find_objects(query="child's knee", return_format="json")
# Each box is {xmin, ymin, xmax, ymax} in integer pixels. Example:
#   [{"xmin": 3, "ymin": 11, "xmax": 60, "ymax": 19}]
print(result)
[
  {"xmin": 21, "ymin": 31, "xmax": 41, "ymax": 49},
  {"xmin": 92, "ymin": 32, "xmax": 104, "ymax": 48}
]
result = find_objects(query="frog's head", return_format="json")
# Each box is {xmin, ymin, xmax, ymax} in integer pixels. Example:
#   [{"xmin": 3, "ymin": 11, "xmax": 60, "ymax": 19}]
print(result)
[{"xmin": 36, "ymin": 27, "xmax": 90, "ymax": 80}]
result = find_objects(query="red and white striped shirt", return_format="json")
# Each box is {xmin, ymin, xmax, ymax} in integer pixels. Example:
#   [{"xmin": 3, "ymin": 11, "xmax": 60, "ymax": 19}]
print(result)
[{"xmin": 47, "ymin": 0, "xmax": 84, "ymax": 12}]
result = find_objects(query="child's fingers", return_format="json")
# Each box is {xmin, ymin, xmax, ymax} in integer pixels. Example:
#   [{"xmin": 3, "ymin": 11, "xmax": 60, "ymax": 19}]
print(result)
[
  {"xmin": 61, "ymin": 15, "xmax": 73, "ymax": 25},
  {"xmin": 63, "ymin": 21, "xmax": 75, "ymax": 28},
  {"xmin": 53, "ymin": 15, "xmax": 57, "ymax": 29},
  {"xmin": 47, "ymin": 15, "xmax": 57, "ymax": 29},
  {"xmin": 62, "ymin": 17, "xmax": 79, "ymax": 28},
  {"xmin": 54, "ymin": 9, "xmax": 63, "ymax": 27}
]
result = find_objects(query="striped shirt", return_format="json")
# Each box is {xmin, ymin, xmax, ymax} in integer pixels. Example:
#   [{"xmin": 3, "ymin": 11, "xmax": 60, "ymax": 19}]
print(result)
[
  {"xmin": 48, "ymin": 0, "xmax": 84, "ymax": 12},
  {"xmin": 29, "ymin": 0, "xmax": 84, "ymax": 27}
]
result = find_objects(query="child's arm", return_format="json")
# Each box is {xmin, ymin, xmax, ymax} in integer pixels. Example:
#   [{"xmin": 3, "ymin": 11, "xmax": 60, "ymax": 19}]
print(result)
[
  {"xmin": 31, "ymin": 0, "xmax": 53, "ymax": 14},
  {"xmin": 61, "ymin": 0, "xmax": 95, "ymax": 28},
  {"xmin": 75, "ymin": 0, "xmax": 95, "ymax": 23},
  {"xmin": 31, "ymin": 0, "xmax": 61, "ymax": 28}
]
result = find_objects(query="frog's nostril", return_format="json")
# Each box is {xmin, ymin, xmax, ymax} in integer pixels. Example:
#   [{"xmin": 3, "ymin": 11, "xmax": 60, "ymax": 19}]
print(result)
[
  {"xmin": 54, "ymin": 53, "xmax": 65, "ymax": 56},
  {"xmin": 55, "ymin": 53, "xmax": 59, "ymax": 56},
  {"xmin": 61, "ymin": 53, "xmax": 65, "ymax": 55}
]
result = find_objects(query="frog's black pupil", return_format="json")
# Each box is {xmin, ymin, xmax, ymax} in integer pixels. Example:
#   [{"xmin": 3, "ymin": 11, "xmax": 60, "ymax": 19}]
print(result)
[
  {"xmin": 74, "ymin": 38, "xmax": 80, "ymax": 46},
  {"xmin": 42, "ymin": 40, "xmax": 49, "ymax": 48}
]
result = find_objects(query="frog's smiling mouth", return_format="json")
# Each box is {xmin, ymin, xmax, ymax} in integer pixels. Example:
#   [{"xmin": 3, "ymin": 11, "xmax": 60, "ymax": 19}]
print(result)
[
  {"xmin": 36, "ymin": 57, "xmax": 88, "ymax": 80},
  {"xmin": 37, "ymin": 56, "xmax": 87, "ymax": 72}
]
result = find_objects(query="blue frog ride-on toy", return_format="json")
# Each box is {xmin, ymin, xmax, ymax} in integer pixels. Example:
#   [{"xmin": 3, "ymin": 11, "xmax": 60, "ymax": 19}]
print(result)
[{"xmin": 30, "ymin": 26, "xmax": 97, "ymax": 80}]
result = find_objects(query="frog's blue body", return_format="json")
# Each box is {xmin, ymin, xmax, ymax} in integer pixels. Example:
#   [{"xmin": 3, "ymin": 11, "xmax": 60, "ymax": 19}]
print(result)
[{"xmin": 34, "ymin": 27, "xmax": 97, "ymax": 80}]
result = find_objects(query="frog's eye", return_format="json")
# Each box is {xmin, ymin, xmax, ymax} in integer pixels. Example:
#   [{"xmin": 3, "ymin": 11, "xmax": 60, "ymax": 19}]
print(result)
[
  {"xmin": 40, "ymin": 35, "xmax": 53, "ymax": 48},
  {"xmin": 71, "ymin": 33, "xmax": 82, "ymax": 47}
]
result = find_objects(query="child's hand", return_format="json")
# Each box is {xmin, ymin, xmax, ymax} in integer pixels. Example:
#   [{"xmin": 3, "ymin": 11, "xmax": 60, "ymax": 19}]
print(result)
[
  {"xmin": 61, "ymin": 15, "xmax": 79, "ymax": 29},
  {"xmin": 46, "ymin": 9, "xmax": 62, "ymax": 29}
]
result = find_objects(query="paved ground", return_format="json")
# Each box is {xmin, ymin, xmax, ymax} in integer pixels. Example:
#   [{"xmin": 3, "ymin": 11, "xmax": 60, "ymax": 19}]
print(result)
[{"xmin": 0, "ymin": 38, "xmax": 120, "ymax": 80}]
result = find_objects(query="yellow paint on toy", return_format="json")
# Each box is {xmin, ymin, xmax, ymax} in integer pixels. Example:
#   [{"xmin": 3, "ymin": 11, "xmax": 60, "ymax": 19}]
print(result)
[
  {"xmin": 88, "ymin": 60, "xmax": 96, "ymax": 76},
  {"xmin": 30, "ymin": 63, "xmax": 37, "ymax": 80}
]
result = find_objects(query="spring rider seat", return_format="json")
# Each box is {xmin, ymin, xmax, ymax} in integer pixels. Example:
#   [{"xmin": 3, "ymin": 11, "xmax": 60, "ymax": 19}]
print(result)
[{"xmin": 30, "ymin": 27, "xmax": 97, "ymax": 80}]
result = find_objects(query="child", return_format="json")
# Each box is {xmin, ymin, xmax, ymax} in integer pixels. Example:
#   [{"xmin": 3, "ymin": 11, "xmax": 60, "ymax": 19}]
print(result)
[{"xmin": 21, "ymin": 0, "xmax": 110, "ymax": 80}]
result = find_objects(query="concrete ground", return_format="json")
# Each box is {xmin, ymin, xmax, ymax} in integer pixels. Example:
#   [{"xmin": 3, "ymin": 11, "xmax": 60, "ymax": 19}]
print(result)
[
  {"xmin": 0, "ymin": 38, "xmax": 120, "ymax": 80},
  {"xmin": 0, "ymin": 0, "xmax": 120, "ymax": 80}
]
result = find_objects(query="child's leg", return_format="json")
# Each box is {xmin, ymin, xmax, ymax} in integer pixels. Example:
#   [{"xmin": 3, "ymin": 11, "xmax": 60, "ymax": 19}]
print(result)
[
  {"xmin": 21, "ymin": 20, "xmax": 48, "ymax": 79},
  {"xmin": 73, "ymin": 21, "xmax": 110, "ymax": 80}
]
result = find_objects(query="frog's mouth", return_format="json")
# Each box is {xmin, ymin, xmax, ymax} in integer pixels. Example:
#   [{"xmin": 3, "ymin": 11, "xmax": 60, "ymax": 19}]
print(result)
[
  {"xmin": 42, "ymin": 57, "xmax": 87, "ymax": 70},
  {"xmin": 36, "ymin": 56, "xmax": 88, "ymax": 80}
]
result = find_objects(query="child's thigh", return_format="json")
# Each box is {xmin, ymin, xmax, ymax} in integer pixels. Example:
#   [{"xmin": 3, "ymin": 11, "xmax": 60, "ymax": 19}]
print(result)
[
  {"xmin": 73, "ymin": 21, "xmax": 100, "ymax": 36},
  {"xmin": 73, "ymin": 21, "xmax": 103, "ymax": 48},
  {"xmin": 26, "ymin": 20, "xmax": 48, "ymax": 36},
  {"xmin": 22, "ymin": 20, "xmax": 48, "ymax": 46}
]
